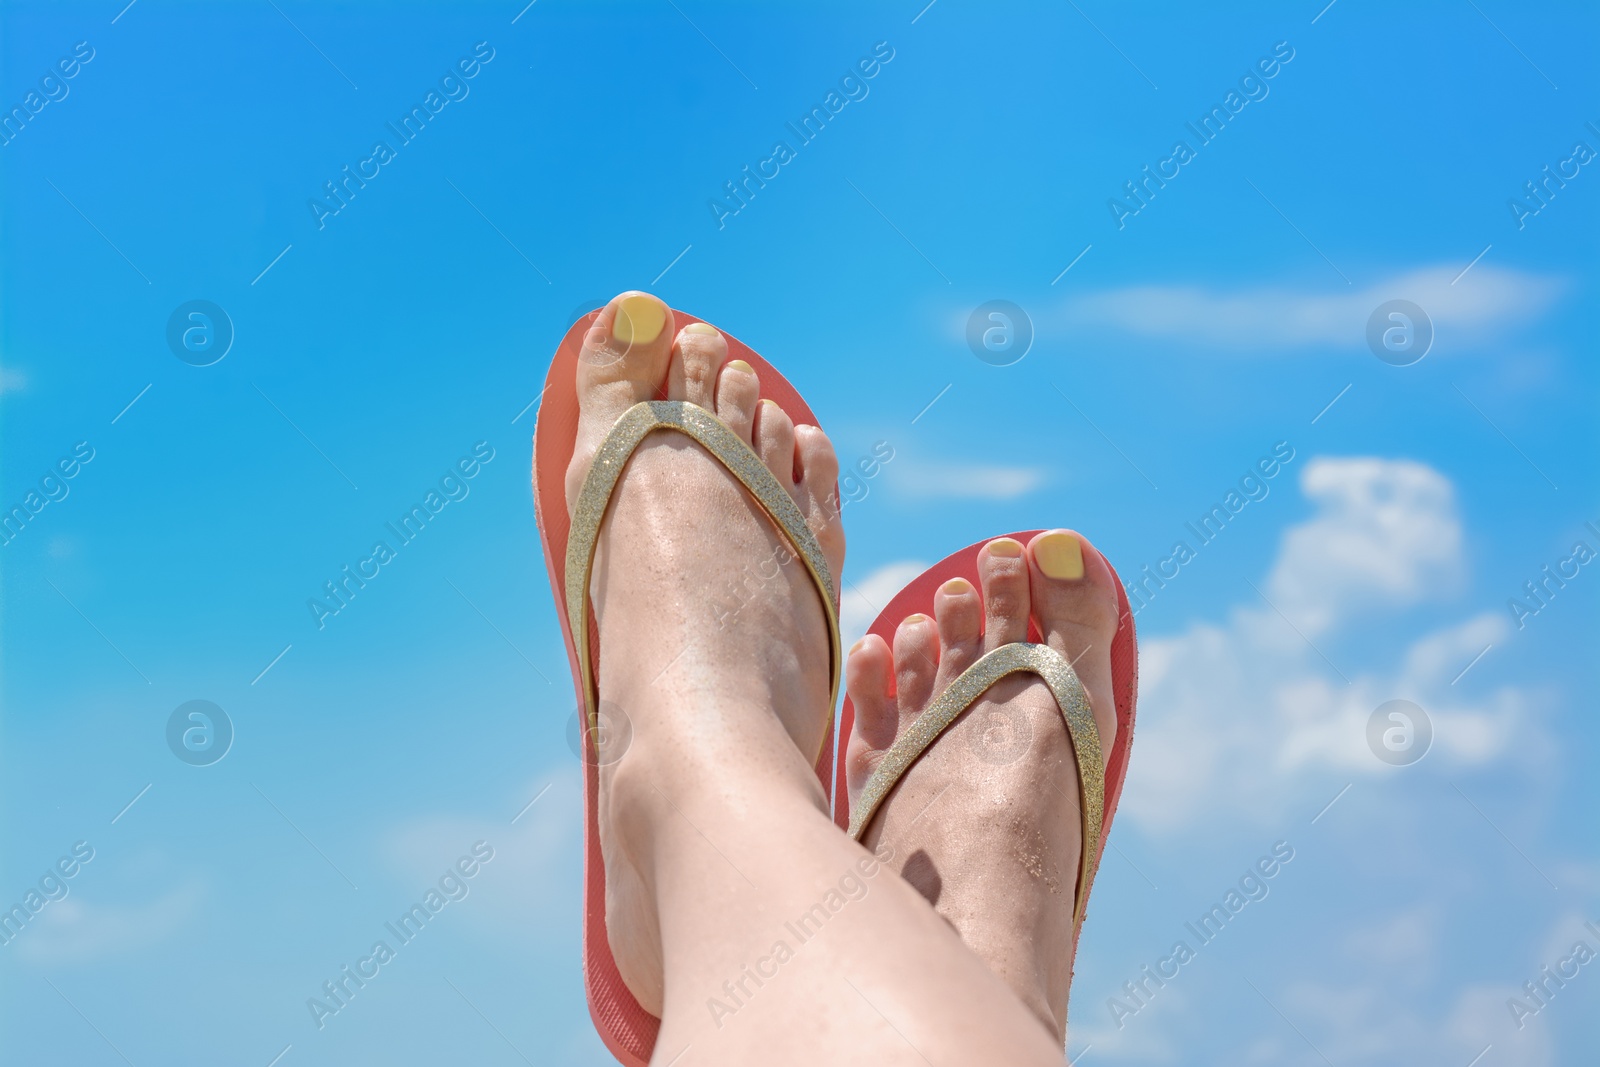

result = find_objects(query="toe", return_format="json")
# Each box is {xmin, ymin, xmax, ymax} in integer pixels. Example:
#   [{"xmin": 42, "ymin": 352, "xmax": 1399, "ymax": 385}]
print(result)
[
  {"xmin": 795, "ymin": 423, "xmax": 840, "ymax": 518},
  {"xmin": 755, "ymin": 399, "xmax": 797, "ymax": 487},
  {"xmin": 668, "ymin": 321, "xmax": 727, "ymax": 409},
  {"xmin": 793, "ymin": 424, "xmax": 845, "ymax": 588},
  {"xmin": 978, "ymin": 537, "xmax": 1031, "ymax": 650},
  {"xmin": 566, "ymin": 292, "xmax": 674, "ymax": 509},
  {"xmin": 845, "ymin": 634, "xmax": 898, "ymax": 791},
  {"xmin": 714, "ymin": 359, "xmax": 760, "ymax": 444},
  {"xmin": 1025, "ymin": 529, "xmax": 1121, "ymax": 760},
  {"xmin": 893, "ymin": 613, "xmax": 940, "ymax": 720},
  {"xmin": 933, "ymin": 577, "xmax": 983, "ymax": 685},
  {"xmin": 578, "ymin": 291, "xmax": 673, "ymax": 399}
]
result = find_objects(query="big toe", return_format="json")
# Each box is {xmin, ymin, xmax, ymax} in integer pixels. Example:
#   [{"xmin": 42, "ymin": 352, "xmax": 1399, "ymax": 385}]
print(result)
[
  {"xmin": 1025, "ymin": 529, "xmax": 1121, "ymax": 758},
  {"xmin": 565, "ymin": 292, "xmax": 675, "ymax": 509},
  {"xmin": 576, "ymin": 291, "xmax": 674, "ymax": 410}
]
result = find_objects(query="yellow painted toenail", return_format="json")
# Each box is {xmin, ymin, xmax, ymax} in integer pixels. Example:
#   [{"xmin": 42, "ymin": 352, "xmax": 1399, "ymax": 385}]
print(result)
[
  {"xmin": 683, "ymin": 322, "xmax": 719, "ymax": 336},
  {"xmin": 613, "ymin": 295, "xmax": 665, "ymax": 344},
  {"xmin": 902, "ymin": 613, "xmax": 931, "ymax": 626},
  {"xmin": 849, "ymin": 637, "xmax": 867, "ymax": 654},
  {"xmin": 941, "ymin": 577, "xmax": 973, "ymax": 595},
  {"xmin": 726, "ymin": 359, "xmax": 752, "ymax": 374},
  {"xmin": 1035, "ymin": 531, "xmax": 1084, "ymax": 580},
  {"xmin": 987, "ymin": 538, "xmax": 1023, "ymax": 558}
]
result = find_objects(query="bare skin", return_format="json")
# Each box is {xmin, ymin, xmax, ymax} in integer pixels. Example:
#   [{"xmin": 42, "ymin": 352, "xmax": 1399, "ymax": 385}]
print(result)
[
  {"xmin": 845, "ymin": 532, "xmax": 1123, "ymax": 1043},
  {"xmin": 564, "ymin": 292, "xmax": 1065, "ymax": 1066}
]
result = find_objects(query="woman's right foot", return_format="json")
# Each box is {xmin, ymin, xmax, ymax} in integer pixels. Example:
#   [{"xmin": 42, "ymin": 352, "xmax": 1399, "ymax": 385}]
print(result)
[
  {"xmin": 844, "ymin": 531, "xmax": 1124, "ymax": 1042},
  {"xmin": 561, "ymin": 292, "xmax": 846, "ymax": 1015}
]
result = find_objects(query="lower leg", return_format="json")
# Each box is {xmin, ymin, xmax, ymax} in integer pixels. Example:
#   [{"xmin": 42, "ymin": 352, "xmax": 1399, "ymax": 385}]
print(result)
[{"xmin": 612, "ymin": 687, "xmax": 1064, "ymax": 1066}]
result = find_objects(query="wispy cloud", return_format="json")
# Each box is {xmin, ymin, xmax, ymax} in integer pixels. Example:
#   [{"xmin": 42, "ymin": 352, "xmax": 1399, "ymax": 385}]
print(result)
[
  {"xmin": 381, "ymin": 765, "xmax": 583, "ymax": 950},
  {"xmin": 885, "ymin": 461, "xmax": 1045, "ymax": 500},
  {"xmin": 18, "ymin": 882, "xmax": 205, "ymax": 964},
  {"xmin": 1056, "ymin": 265, "xmax": 1563, "ymax": 350}
]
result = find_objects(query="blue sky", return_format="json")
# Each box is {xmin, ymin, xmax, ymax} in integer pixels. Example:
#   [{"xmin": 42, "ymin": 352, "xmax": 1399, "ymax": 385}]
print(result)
[{"xmin": 2, "ymin": 1, "xmax": 1596, "ymax": 1064}]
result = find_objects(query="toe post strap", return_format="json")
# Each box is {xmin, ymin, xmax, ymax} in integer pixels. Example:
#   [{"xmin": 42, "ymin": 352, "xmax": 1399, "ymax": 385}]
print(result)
[
  {"xmin": 564, "ymin": 400, "xmax": 842, "ymax": 761},
  {"xmin": 848, "ymin": 642, "xmax": 1104, "ymax": 930}
]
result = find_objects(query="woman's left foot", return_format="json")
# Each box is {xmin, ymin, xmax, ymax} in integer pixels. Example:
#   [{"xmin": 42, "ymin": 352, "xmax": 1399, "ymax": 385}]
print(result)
[{"xmin": 844, "ymin": 530, "xmax": 1122, "ymax": 1041}]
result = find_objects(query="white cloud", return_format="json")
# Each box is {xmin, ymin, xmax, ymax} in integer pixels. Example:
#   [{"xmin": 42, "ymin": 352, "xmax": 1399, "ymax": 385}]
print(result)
[
  {"xmin": 1341, "ymin": 906, "xmax": 1439, "ymax": 978},
  {"xmin": 1270, "ymin": 612, "xmax": 1519, "ymax": 775},
  {"xmin": 1267, "ymin": 458, "xmax": 1463, "ymax": 635},
  {"xmin": 1124, "ymin": 457, "xmax": 1525, "ymax": 833},
  {"xmin": 840, "ymin": 560, "xmax": 928, "ymax": 650},
  {"xmin": 17, "ymin": 882, "xmax": 205, "ymax": 964},
  {"xmin": 1076, "ymin": 973, "xmax": 1556, "ymax": 1066},
  {"xmin": 1442, "ymin": 985, "xmax": 1553, "ymax": 1067},
  {"xmin": 1244, "ymin": 910, "xmax": 1592, "ymax": 1067},
  {"xmin": 379, "ymin": 765, "xmax": 584, "ymax": 950},
  {"xmin": 884, "ymin": 461, "xmax": 1044, "ymax": 501},
  {"xmin": 1550, "ymin": 859, "xmax": 1600, "ymax": 896},
  {"xmin": 1272, "ymin": 980, "xmax": 1553, "ymax": 1067},
  {"xmin": 1056, "ymin": 265, "xmax": 1563, "ymax": 350}
]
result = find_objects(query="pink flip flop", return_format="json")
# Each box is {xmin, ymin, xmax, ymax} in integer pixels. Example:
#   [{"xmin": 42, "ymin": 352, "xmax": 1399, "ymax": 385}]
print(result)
[
  {"xmin": 532, "ymin": 304, "xmax": 841, "ymax": 1067},
  {"xmin": 832, "ymin": 531, "xmax": 1138, "ymax": 1004}
]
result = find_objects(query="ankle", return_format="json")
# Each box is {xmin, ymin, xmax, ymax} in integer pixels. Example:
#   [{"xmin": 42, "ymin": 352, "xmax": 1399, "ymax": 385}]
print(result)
[{"xmin": 603, "ymin": 696, "xmax": 827, "ymax": 830}]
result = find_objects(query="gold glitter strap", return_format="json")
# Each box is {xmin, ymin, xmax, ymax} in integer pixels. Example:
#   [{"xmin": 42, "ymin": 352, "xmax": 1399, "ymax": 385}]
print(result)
[
  {"xmin": 848, "ymin": 642, "xmax": 1103, "ymax": 930},
  {"xmin": 565, "ymin": 400, "xmax": 841, "ymax": 765}
]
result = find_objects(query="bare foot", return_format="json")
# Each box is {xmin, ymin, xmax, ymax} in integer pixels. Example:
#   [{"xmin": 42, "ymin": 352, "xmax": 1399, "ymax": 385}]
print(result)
[
  {"xmin": 562, "ymin": 291, "xmax": 845, "ymax": 1014},
  {"xmin": 844, "ymin": 531, "xmax": 1121, "ymax": 1041}
]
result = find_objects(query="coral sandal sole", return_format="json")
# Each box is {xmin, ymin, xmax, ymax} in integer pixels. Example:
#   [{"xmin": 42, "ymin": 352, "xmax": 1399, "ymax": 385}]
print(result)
[{"xmin": 532, "ymin": 308, "xmax": 840, "ymax": 1067}]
